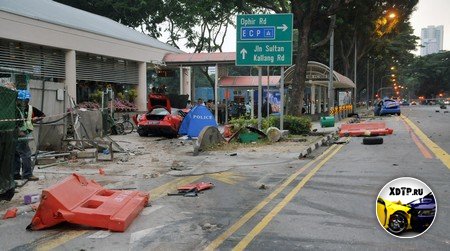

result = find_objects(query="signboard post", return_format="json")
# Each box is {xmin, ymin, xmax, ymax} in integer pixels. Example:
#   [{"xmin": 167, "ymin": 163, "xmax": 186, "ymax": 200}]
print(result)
[{"xmin": 236, "ymin": 13, "xmax": 293, "ymax": 129}]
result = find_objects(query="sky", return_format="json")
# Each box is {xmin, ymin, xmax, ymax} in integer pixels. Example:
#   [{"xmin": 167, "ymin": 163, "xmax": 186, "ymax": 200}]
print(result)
[
  {"xmin": 174, "ymin": 0, "xmax": 449, "ymax": 54},
  {"xmin": 410, "ymin": 0, "xmax": 449, "ymax": 54}
]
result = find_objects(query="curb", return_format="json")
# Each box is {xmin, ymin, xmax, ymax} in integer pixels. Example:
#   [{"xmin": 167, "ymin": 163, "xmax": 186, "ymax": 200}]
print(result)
[{"xmin": 298, "ymin": 131, "xmax": 337, "ymax": 159}]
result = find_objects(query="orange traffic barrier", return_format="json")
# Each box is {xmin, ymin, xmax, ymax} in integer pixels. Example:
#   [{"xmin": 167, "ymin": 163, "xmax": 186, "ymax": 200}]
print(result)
[
  {"xmin": 27, "ymin": 173, "xmax": 149, "ymax": 232},
  {"xmin": 2, "ymin": 208, "xmax": 18, "ymax": 219},
  {"xmin": 339, "ymin": 122, "xmax": 393, "ymax": 137}
]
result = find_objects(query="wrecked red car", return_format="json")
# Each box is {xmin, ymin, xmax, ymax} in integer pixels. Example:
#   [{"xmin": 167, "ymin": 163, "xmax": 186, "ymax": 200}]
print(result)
[{"xmin": 135, "ymin": 94, "xmax": 187, "ymax": 138}]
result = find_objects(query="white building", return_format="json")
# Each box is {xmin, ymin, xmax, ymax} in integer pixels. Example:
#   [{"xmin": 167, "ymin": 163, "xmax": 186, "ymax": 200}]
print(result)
[
  {"xmin": 420, "ymin": 25, "xmax": 444, "ymax": 56},
  {"xmin": 0, "ymin": 0, "xmax": 182, "ymax": 111}
]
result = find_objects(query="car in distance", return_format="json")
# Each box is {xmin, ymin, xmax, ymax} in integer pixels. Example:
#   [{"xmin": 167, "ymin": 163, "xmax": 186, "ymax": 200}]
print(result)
[
  {"xmin": 400, "ymin": 100, "xmax": 410, "ymax": 106},
  {"xmin": 374, "ymin": 99, "xmax": 401, "ymax": 116}
]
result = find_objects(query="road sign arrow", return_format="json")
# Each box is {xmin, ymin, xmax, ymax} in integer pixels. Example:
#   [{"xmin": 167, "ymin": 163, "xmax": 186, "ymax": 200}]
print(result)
[
  {"xmin": 277, "ymin": 24, "xmax": 288, "ymax": 32},
  {"xmin": 240, "ymin": 48, "xmax": 247, "ymax": 59}
]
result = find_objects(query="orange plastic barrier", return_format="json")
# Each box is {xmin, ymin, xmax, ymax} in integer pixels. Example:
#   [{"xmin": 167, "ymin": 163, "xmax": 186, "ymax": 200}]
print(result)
[
  {"xmin": 339, "ymin": 122, "xmax": 393, "ymax": 137},
  {"xmin": 178, "ymin": 182, "xmax": 214, "ymax": 192},
  {"xmin": 27, "ymin": 173, "xmax": 149, "ymax": 232}
]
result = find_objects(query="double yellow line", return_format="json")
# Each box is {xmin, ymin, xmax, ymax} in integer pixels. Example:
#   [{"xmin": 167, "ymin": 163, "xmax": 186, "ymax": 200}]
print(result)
[{"xmin": 205, "ymin": 144, "xmax": 344, "ymax": 250}]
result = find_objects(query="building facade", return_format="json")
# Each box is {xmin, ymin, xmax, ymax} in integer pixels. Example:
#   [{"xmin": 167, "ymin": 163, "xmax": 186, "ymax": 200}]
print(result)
[
  {"xmin": 420, "ymin": 25, "xmax": 444, "ymax": 56},
  {"xmin": 0, "ymin": 0, "xmax": 182, "ymax": 111}
]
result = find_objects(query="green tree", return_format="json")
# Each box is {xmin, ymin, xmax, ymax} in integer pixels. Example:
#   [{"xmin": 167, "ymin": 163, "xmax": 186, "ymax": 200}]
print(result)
[
  {"xmin": 402, "ymin": 51, "xmax": 450, "ymax": 98},
  {"xmin": 55, "ymin": 0, "xmax": 165, "ymax": 36}
]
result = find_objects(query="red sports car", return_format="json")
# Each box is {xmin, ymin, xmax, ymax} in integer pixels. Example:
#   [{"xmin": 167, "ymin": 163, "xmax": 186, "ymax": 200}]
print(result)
[{"xmin": 135, "ymin": 94, "xmax": 187, "ymax": 138}]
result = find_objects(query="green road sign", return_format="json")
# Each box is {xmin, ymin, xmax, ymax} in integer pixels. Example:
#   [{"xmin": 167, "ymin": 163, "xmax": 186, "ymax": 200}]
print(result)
[{"xmin": 236, "ymin": 13, "xmax": 293, "ymax": 66}]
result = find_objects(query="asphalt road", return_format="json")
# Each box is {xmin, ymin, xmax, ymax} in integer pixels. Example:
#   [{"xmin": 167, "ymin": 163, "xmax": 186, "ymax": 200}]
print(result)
[
  {"xmin": 1, "ymin": 105, "xmax": 449, "ymax": 250},
  {"xmin": 402, "ymin": 104, "xmax": 450, "ymax": 154},
  {"xmin": 231, "ymin": 109, "xmax": 450, "ymax": 250}
]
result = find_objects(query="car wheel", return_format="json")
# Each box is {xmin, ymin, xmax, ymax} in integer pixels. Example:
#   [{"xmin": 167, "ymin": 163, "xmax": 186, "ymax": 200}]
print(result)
[
  {"xmin": 396, "ymin": 112, "xmax": 401, "ymax": 116},
  {"xmin": 363, "ymin": 137, "xmax": 383, "ymax": 145},
  {"xmin": 388, "ymin": 212, "xmax": 408, "ymax": 234},
  {"xmin": 137, "ymin": 127, "xmax": 147, "ymax": 137}
]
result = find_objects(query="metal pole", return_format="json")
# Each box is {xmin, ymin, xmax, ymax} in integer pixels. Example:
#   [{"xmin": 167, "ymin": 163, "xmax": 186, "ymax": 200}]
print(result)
[
  {"xmin": 280, "ymin": 66, "xmax": 285, "ymax": 130},
  {"xmin": 353, "ymin": 37, "xmax": 357, "ymax": 112},
  {"xmin": 250, "ymin": 89, "xmax": 254, "ymax": 119},
  {"xmin": 214, "ymin": 64, "xmax": 219, "ymax": 123},
  {"xmin": 267, "ymin": 66, "xmax": 270, "ymax": 117},
  {"xmin": 366, "ymin": 58, "xmax": 369, "ymax": 109},
  {"xmin": 372, "ymin": 67, "xmax": 375, "ymax": 105},
  {"xmin": 257, "ymin": 67, "xmax": 262, "ymax": 130},
  {"xmin": 328, "ymin": 29, "xmax": 334, "ymax": 114}
]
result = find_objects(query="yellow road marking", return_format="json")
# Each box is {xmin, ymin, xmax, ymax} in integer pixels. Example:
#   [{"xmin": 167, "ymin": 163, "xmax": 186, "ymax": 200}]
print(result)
[
  {"xmin": 402, "ymin": 115, "xmax": 450, "ymax": 169},
  {"xmin": 233, "ymin": 144, "xmax": 344, "ymax": 250},
  {"xmin": 150, "ymin": 175, "xmax": 203, "ymax": 200},
  {"xmin": 204, "ymin": 144, "xmax": 339, "ymax": 251},
  {"xmin": 208, "ymin": 171, "xmax": 245, "ymax": 185},
  {"xmin": 35, "ymin": 175, "xmax": 203, "ymax": 251},
  {"xmin": 36, "ymin": 230, "xmax": 88, "ymax": 251}
]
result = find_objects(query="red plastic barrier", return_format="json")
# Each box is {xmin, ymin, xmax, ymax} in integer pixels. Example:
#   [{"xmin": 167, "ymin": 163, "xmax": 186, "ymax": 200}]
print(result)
[
  {"xmin": 2, "ymin": 208, "xmax": 18, "ymax": 219},
  {"xmin": 178, "ymin": 182, "xmax": 214, "ymax": 192},
  {"xmin": 339, "ymin": 122, "xmax": 393, "ymax": 137},
  {"xmin": 28, "ymin": 173, "xmax": 149, "ymax": 232}
]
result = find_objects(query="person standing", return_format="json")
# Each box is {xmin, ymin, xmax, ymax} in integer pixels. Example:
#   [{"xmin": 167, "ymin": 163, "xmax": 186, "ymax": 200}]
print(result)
[
  {"xmin": 186, "ymin": 100, "xmax": 193, "ymax": 109},
  {"xmin": 197, "ymin": 98, "xmax": 204, "ymax": 106},
  {"xmin": 14, "ymin": 90, "xmax": 44, "ymax": 181}
]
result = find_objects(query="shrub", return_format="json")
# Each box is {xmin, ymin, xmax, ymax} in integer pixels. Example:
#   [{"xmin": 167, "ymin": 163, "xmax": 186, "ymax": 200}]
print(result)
[
  {"xmin": 279, "ymin": 115, "xmax": 311, "ymax": 135},
  {"xmin": 229, "ymin": 115, "xmax": 311, "ymax": 135},
  {"xmin": 229, "ymin": 117, "xmax": 258, "ymax": 132},
  {"xmin": 128, "ymin": 88, "xmax": 138, "ymax": 102},
  {"xmin": 89, "ymin": 90, "xmax": 103, "ymax": 103}
]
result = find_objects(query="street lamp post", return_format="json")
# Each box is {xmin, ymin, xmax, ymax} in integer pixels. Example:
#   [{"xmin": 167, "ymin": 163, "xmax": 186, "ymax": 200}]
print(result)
[{"xmin": 328, "ymin": 29, "xmax": 334, "ymax": 114}]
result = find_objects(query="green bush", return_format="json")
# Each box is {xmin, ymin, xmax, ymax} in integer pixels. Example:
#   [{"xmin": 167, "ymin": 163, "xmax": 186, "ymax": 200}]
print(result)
[
  {"xmin": 89, "ymin": 89, "xmax": 103, "ymax": 103},
  {"xmin": 276, "ymin": 115, "xmax": 311, "ymax": 135},
  {"xmin": 229, "ymin": 117, "xmax": 258, "ymax": 132},
  {"xmin": 229, "ymin": 115, "xmax": 311, "ymax": 135},
  {"xmin": 128, "ymin": 88, "xmax": 138, "ymax": 102}
]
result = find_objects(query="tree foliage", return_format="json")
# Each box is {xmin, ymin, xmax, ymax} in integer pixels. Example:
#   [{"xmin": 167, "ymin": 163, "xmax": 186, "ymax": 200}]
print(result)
[
  {"xmin": 55, "ymin": 0, "xmax": 164, "ymax": 33},
  {"xmin": 402, "ymin": 51, "xmax": 450, "ymax": 98},
  {"xmin": 56, "ymin": 0, "xmax": 422, "ymax": 112}
]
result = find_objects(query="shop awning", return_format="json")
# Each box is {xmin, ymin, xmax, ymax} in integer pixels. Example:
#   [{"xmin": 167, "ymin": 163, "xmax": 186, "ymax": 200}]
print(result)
[{"xmin": 219, "ymin": 76, "xmax": 281, "ymax": 88}]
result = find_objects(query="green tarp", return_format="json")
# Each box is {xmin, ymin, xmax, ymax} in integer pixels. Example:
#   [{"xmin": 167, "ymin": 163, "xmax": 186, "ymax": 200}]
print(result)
[{"xmin": 0, "ymin": 87, "xmax": 17, "ymax": 200}]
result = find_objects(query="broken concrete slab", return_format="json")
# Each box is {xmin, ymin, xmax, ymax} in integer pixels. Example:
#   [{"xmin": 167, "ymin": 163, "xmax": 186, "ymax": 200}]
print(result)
[
  {"xmin": 266, "ymin": 127, "xmax": 282, "ymax": 143},
  {"xmin": 195, "ymin": 126, "xmax": 225, "ymax": 155},
  {"xmin": 76, "ymin": 149, "xmax": 98, "ymax": 159}
]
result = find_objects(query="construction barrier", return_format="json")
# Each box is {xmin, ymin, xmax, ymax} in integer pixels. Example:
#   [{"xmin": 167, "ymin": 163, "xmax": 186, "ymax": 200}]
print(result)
[
  {"xmin": 27, "ymin": 173, "xmax": 149, "ymax": 232},
  {"xmin": 339, "ymin": 122, "xmax": 393, "ymax": 137}
]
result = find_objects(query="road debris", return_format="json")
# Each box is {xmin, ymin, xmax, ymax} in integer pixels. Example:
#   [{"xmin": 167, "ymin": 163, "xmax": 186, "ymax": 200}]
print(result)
[
  {"xmin": 167, "ymin": 182, "xmax": 214, "ymax": 197},
  {"xmin": 24, "ymin": 194, "xmax": 40, "ymax": 205},
  {"xmin": 2, "ymin": 207, "xmax": 18, "ymax": 219}
]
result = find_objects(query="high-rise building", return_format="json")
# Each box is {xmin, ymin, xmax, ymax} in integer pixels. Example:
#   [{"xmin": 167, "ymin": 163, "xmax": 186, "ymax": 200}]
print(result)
[{"xmin": 420, "ymin": 25, "xmax": 444, "ymax": 56}]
